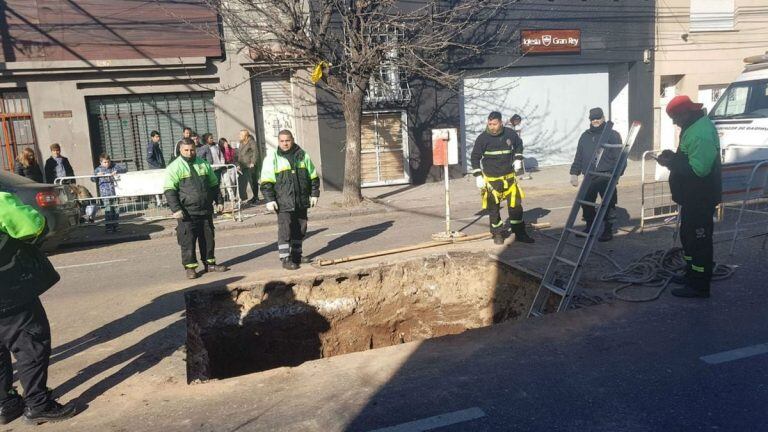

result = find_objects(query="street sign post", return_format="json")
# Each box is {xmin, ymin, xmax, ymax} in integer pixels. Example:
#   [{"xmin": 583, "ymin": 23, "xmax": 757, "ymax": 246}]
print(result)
[{"xmin": 431, "ymin": 128, "xmax": 466, "ymax": 240}]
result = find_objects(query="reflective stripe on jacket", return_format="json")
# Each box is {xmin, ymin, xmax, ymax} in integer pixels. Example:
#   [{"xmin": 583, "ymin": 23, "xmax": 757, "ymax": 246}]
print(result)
[{"xmin": 260, "ymin": 145, "xmax": 320, "ymax": 212}]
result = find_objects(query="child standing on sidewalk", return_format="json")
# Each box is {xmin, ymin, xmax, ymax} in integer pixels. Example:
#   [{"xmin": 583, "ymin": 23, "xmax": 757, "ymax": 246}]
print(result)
[{"xmin": 92, "ymin": 154, "xmax": 127, "ymax": 233}]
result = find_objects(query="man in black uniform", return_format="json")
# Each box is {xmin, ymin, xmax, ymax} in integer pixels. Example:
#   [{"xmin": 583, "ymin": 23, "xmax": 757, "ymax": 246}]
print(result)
[
  {"xmin": 569, "ymin": 107, "xmax": 624, "ymax": 242},
  {"xmin": 0, "ymin": 192, "xmax": 76, "ymax": 425},
  {"xmin": 471, "ymin": 111, "xmax": 535, "ymax": 245}
]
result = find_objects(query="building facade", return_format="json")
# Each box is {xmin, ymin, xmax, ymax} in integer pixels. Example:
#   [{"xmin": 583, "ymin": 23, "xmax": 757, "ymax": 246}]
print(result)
[
  {"xmin": 0, "ymin": 0, "xmax": 323, "ymax": 191},
  {"xmin": 316, "ymin": 0, "xmax": 656, "ymax": 189},
  {"xmin": 654, "ymin": 0, "xmax": 768, "ymax": 150},
  {"xmin": 1, "ymin": 1, "xmax": 656, "ymax": 192}
]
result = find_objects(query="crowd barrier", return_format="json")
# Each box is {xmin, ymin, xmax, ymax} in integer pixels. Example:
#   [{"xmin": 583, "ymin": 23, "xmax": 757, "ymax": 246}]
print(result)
[{"xmin": 54, "ymin": 163, "xmax": 243, "ymax": 224}]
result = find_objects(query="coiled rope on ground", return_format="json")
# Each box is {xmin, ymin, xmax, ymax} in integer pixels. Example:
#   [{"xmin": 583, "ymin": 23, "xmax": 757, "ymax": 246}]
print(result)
[{"xmin": 536, "ymin": 231, "xmax": 737, "ymax": 303}]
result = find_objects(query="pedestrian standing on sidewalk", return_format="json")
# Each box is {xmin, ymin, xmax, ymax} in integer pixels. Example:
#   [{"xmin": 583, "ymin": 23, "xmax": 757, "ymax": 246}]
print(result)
[
  {"xmin": 13, "ymin": 148, "xmax": 44, "ymax": 183},
  {"xmin": 174, "ymin": 127, "xmax": 192, "ymax": 159},
  {"xmin": 657, "ymin": 95, "xmax": 721, "ymax": 298},
  {"xmin": 260, "ymin": 129, "xmax": 320, "ymax": 270},
  {"xmin": 146, "ymin": 130, "xmax": 166, "ymax": 170},
  {"xmin": 43, "ymin": 143, "xmax": 74, "ymax": 184},
  {"xmin": 0, "ymin": 191, "xmax": 76, "ymax": 425},
  {"xmin": 218, "ymin": 138, "xmax": 239, "ymax": 204},
  {"xmin": 92, "ymin": 154, "xmax": 127, "ymax": 234},
  {"xmin": 238, "ymin": 129, "xmax": 264, "ymax": 205},
  {"xmin": 508, "ymin": 114, "xmax": 523, "ymax": 136},
  {"xmin": 569, "ymin": 107, "xmax": 624, "ymax": 242},
  {"xmin": 164, "ymin": 138, "xmax": 228, "ymax": 279}
]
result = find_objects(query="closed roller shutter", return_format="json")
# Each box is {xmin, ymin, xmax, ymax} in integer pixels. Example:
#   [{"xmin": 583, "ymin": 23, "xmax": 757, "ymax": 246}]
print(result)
[
  {"xmin": 87, "ymin": 92, "xmax": 216, "ymax": 171},
  {"xmin": 254, "ymin": 79, "xmax": 294, "ymax": 151},
  {"xmin": 361, "ymin": 111, "xmax": 409, "ymax": 187}
]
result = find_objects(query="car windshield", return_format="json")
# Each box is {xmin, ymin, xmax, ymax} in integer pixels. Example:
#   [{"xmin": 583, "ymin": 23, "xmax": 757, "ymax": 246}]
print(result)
[{"xmin": 710, "ymin": 79, "xmax": 768, "ymax": 119}]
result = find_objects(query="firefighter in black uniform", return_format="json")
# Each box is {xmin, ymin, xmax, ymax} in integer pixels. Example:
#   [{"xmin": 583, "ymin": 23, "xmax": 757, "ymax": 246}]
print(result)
[{"xmin": 471, "ymin": 111, "xmax": 535, "ymax": 245}]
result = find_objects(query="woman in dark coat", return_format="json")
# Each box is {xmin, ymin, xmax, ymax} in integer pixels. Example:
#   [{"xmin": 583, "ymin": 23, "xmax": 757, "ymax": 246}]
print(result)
[{"xmin": 13, "ymin": 148, "xmax": 44, "ymax": 183}]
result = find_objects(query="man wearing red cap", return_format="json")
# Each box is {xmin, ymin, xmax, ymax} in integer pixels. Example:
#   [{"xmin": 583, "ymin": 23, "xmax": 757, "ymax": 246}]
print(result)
[{"xmin": 657, "ymin": 95, "xmax": 721, "ymax": 298}]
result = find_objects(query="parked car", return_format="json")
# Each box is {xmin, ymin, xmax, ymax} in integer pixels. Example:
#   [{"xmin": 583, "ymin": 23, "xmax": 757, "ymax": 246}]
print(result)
[{"xmin": 0, "ymin": 170, "xmax": 79, "ymax": 250}]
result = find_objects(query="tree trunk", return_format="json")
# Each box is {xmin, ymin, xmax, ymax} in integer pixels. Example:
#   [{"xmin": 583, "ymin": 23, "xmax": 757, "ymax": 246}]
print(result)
[{"xmin": 341, "ymin": 89, "xmax": 364, "ymax": 207}]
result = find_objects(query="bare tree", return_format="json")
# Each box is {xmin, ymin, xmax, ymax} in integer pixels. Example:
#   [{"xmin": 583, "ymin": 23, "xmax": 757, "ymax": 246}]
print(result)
[{"xmin": 211, "ymin": 0, "xmax": 516, "ymax": 206}]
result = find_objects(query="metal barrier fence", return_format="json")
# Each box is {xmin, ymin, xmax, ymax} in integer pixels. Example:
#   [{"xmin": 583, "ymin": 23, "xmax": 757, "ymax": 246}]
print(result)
[
  {"xmin": 722, "ymin": 160, "xmax": 768, "ymax": 254},
  {"xmin": 641, "ymin": 149, "xmax": 768, "ymax": 253},
  {"xmin": 640, "ymin": 150, "xmax": 678, "ymax": 232},
  {"xmin": 55, "ymin": 164, "xmax": 242, "ymax": 225}
]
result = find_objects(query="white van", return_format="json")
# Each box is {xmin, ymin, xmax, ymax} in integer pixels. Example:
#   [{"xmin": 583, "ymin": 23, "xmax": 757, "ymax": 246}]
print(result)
[{"xmin": 709, "ymin": 52, "xmax": 768, "ymax": 163}]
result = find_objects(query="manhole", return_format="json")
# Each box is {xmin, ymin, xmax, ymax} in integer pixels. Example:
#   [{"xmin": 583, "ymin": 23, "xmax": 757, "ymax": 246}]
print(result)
[{"xmin": 185, "ymin": 252, "xmax": 541, "ymax": 383}]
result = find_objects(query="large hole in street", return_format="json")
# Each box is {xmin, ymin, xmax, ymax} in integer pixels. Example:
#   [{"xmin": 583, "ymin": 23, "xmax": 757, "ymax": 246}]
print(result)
[{"xmin": 185, "ymin": 252, "xmax": 541, "ymax": 383}]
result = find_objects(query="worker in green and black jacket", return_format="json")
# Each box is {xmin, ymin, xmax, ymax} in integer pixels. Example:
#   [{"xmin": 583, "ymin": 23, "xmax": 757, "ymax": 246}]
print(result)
[
  {"xmin": 164, "ymin": 138, "xmax": 229, "ymax": 279},
  {"xmin": 0, "ymin": 192, "xmax": 76, "ymax": 424},
  {"xmin": 260, "ymin": 129, "xmax": 320, "ymax": 270},
  {"xmin": 657, "ymin": 95, "xmax": 722, "ymax": 298}
]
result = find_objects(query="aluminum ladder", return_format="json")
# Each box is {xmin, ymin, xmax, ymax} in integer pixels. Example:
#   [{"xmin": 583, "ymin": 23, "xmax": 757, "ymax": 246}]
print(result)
[{"xmin": 528, "ymin": 120, "xmax": 642, "ymax": 317}]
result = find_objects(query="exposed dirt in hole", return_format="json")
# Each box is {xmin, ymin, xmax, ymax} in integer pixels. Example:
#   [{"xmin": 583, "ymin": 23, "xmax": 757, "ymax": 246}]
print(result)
[{"xmin": 185, "ymin": 252, "xmax": 541, "ymax": 383}]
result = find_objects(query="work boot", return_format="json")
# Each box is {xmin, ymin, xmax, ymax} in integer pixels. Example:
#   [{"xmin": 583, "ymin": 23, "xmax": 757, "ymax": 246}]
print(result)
[
  {"xmin": 513, "ymin": 224, "xmax": 535, "ymax": 244},
  {"xmin": 671, "ymin": 278, "xmax": 710, "ymax": 298},
  {"xmin": 186, "ymin": 268, "xmax": 199, "ymax": 279},
  {"xmin": 0, "ymin": 391, "xmax": 23, "ymax": 425},
  {"xmin": 598, "ymin": 222, "xmax": 613, "ymax": 242},
  {"xmin": 671, "ymin": 285, "xmax": 710, "ymax": 298},
  {"xmin": 281, "ymin": 257, "xmax": 299, "ymax": 270},
  {"xmin": 669, "ymin": 272, "xmax": 688, "ymax": 285},
  {"xmin": 205, "ymin": 264, "xmax": 230, "ymax": 273},
  {"xmin": 493, "ymin": 234, "xmax": 505, "ymax": 245},
  {"xmin": 23, "ymin": 400, "xmax": 76, "ymax": 425},
  {"xmin": 292, "ymin": 255, "xmax": 312, "ymax": 265}
]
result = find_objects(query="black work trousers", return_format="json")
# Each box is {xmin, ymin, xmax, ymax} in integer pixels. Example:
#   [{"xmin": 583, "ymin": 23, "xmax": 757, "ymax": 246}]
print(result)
[
  {"xmin": 486, "ymin": 189, "xmax": 524, "ymax": 235},
  {"xmin": 176, "ymin": 216, "xmax": 216, "ymax": 269},
  {"xmin": 679, "ymin": 204, "xmax": 716, "ymax": 286},
  {"xmin": 582, "ymin": 177, "xmax": 618, "ymax": 224},
  {"xmin": 0, "ymin": 298, "xmax": 51, "ymax": 409},
  {"xmin": 277, "ymin": 209, "xmax": 308, "ymax": 259}
]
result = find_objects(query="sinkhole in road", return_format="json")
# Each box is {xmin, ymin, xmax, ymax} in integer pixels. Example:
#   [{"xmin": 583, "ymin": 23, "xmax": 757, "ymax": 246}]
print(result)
[{"xmin": 184, "ymin": 252, "xmax": 541, "ymax": 383}]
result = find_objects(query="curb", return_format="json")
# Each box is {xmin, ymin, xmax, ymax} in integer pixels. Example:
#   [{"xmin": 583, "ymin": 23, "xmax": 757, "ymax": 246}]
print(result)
[{"xmin": 58, "ymin": 177, "xmax": 644, "ymax": 250}]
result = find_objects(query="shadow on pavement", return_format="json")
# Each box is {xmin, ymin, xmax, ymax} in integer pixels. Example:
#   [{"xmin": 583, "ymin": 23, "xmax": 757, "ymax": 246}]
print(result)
[
  {"xmin": 50, "ymin": 276, "xmax": 245, "ymax": 408},
  {"xmin": 308, "ymin": 221, "xmax": 394, "ymax": 260},
  {"xmin": 221, "ymin": 228, "xmax": 328, "ymax": 267}
]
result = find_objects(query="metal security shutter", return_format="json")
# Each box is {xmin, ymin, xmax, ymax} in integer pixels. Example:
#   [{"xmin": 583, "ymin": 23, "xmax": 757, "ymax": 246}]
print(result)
[
  {"xmin": 361, "ymin": 111, "xmax": 409, "ymax": 187},
  {"xmin": 260, "ymin": 81, "xmax": 291, "ymax": 105},
  {"xmin": 254, "ymin": 79, "xmax": 294, "ymax": 151},
  {"xmin": 87, "ymin": 92, "xmax": 216, "ymax": 171}
]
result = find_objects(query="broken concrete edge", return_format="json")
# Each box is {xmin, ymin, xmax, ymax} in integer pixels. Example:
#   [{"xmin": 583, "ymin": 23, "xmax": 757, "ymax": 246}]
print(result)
[{"xmin": 184, "ymin": 250, "xmax": 543, "ymax": 384}]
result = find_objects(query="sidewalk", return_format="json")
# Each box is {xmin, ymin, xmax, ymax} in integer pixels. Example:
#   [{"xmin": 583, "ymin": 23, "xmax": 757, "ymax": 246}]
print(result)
[{"xmin": 58, "ymin": 162, "xmax": 643, "ymax": 249}]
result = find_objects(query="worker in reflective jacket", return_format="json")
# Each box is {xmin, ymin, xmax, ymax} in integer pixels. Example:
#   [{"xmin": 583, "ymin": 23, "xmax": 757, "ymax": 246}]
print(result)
[
  {"xmin": 164, "ymin": 138, "xmax": 229, "ymax": 280},
  {"xmin": 657, "ymin": 95, "xmax": 721, "ymax": 298},
  {"xmin": 471, "ymin": 111, "xmax": 535, "ymax": 245},
  {"xmin": 260, "ymin": 130, "xmax": 320, "ymax": 270}
]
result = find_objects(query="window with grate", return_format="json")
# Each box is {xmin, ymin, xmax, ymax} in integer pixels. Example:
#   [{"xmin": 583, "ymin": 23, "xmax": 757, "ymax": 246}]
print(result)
[
  {"xmin": 0, "ymin": 91, "xmax": 37, "ymax": 173},
  {"xmin": 86, "ymin": 92, "xmax": 217, "ymax": 171}
]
